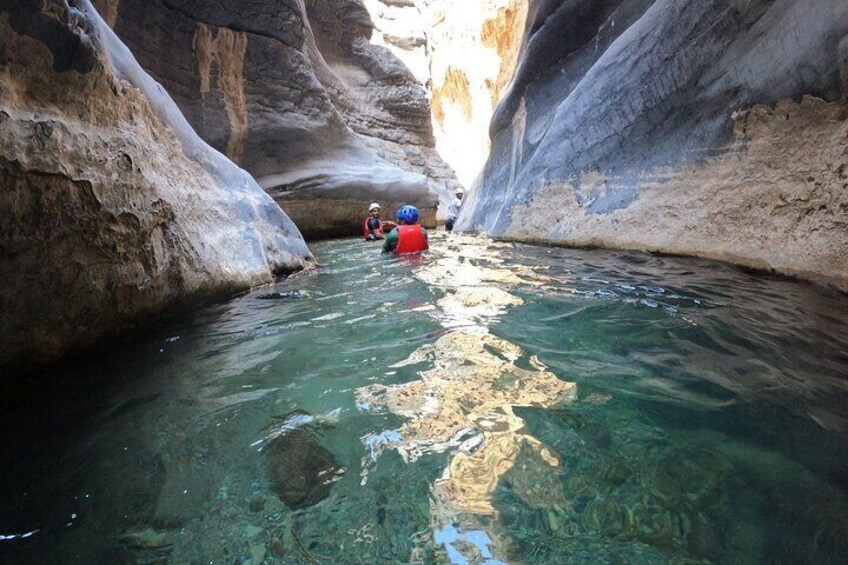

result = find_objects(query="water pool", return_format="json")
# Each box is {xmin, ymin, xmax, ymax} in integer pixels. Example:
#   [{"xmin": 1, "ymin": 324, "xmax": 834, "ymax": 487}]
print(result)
[{"xmin": 1, "ymin": 233, "xmax": 847, "ymax": 564}]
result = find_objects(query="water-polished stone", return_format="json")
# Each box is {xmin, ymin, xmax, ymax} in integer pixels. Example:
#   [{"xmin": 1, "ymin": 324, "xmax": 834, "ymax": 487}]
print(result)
[{"xmin": 265, "ymin": 417, "xmax": 344, "ymax": 510}]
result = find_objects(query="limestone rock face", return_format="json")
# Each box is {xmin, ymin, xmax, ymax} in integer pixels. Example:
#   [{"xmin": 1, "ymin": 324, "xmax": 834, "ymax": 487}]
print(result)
[
  {"xmin": 460, "ymin": 0, "xmax": 848, "ymax": 290},
  {"xmin": 0, "ymin": 0, "xmax": 312, "ymax": 367},
  {"xmin": 420, "ymin": 0, "xmax": 526, "ymax": 188},
  {"xmin": 363, "ymin": 0, "xmax": 526, "ymax": 189},
  {"xmin": 95, "ymin": 0, "xmax": 460, "ymax": 235}
]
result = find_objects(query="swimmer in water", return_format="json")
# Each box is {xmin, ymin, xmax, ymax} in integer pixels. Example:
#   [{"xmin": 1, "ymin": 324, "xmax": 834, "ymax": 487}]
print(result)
[
  {"xmin": 364, "ymin": 202, "xmax": 394, "ymax": 241},
  {"xmin": 383, "ymin": 205, "xmax": 429, "ymax": 255}
]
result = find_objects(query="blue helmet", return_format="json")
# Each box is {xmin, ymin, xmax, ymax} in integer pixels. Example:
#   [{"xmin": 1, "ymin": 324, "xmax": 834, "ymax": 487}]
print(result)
[{"xmin": 396, "ymin": 205, "xmax": 420, "ymax": 224}]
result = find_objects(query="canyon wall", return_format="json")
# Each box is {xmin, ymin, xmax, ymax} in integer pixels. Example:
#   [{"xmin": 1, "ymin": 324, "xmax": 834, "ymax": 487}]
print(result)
[
  {"xmin": 0, "ymin": 0, "xmax": 312, "ymax": 367},
  {"xmin": 460, "ymin": 0, "xmax": 848, "ymax": 290},
  {"xmin": 364, "ymin": 0, "xmax": 527, "ymax": 188},
  {"xmin": 94, "ymin": 0, "xmax": 462, "ymax": 236}
]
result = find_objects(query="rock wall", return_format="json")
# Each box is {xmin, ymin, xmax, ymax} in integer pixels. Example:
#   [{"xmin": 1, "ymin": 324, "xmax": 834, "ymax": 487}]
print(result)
[
  {"xmin": 94, "ymin": 0, "xmax": 461, "ymax": 236},
  {"xmin": 363, "ymin": 0, "xmax": 527, "ymax": 188},
  {"xmin": 421, "ymin": 0, "xmax": 526, "ymax": 188},
  {"xmin": 0, "ymin": 0, "xmax": 312, "ymax": 367},
  {"xmin": 460, "ymin": 0, "xmax": 848, "ymax": 290}
]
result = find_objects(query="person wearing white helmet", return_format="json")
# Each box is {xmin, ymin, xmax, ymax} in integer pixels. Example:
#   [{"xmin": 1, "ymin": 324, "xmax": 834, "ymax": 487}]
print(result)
[
  {"xmin": 363, "ymin": 202, "xmax": 396, "ymax": 241},
  {"xmin": 446, "ymin": 188, "xmax": 465, "ymax": 232}
]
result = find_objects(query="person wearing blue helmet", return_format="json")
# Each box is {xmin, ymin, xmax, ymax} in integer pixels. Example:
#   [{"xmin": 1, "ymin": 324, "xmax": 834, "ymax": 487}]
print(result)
[{"xmin": 382, "ymin": 205, "xmax": 429, "ymax": 254}]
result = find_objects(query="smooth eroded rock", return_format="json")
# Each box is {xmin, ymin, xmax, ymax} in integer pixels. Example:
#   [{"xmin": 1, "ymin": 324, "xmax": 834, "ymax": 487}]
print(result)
[
  {"xmin": 94, "ymin": 0, "xmax": 461, "ymax": 235},
  {"xmin": 460, "ymin": 0, "xmax": 848, "ymax": 290},
  {"xmin": 0, "ymin": 0, "xmax": 313, "ymax": 367}
]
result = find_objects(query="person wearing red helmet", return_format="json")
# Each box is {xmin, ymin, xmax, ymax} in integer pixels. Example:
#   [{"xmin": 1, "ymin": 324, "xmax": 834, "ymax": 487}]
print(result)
[{"xmin": 382, "ymin": 205, "xmax": 429, "ymax": 255}]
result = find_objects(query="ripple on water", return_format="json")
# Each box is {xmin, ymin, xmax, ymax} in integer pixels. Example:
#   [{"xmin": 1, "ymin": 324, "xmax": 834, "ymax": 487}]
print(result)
[{"xmin": 1, "ymin": 234, "xmax": 847, "ymax": 564}]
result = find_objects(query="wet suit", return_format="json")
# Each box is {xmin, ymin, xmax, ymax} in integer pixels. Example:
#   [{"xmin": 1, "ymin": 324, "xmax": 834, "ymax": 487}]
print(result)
[{"xmin": 383, "ymin": 225, "xmax": 429, "ymax": 254}]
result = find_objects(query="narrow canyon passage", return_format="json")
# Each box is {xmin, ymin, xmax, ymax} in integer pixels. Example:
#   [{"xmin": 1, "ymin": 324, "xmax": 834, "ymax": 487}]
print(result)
[
  {"xmin": 3, "ymin": 1, "xmax": 848, "ymax": 564},
  {"xmin": 2, "ymin": 236, "xmax": 847, "ymax": 563}
]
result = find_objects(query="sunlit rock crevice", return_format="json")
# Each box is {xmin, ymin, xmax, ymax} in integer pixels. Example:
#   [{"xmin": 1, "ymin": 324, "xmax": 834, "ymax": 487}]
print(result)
[{"xmin": 364, "ymin": 0, "xmax": 527, "ymax": 188}]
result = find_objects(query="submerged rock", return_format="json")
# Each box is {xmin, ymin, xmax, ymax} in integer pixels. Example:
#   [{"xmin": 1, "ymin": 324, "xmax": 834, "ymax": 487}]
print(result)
[
  {"xmin": 119, "ymin": 528, "xmax": 172, "ymax": 550},
  {"xmin": 268, "ymin": 536, "xmax": 285, "ymax": 558},
  {"xmin": 265, "ymin": 413, "xmax": 345, "ymax": 510},
  {"xmin": 248, "ymin": 493, "xmax": 267, "ymax": 513},
  {"xmin": 119, "ymin": 527, "xmax": 174, "ymax": 564},
  {"xmin": 0, "ymin": 0, "xmax": 312, "ymax": 367},
  {"xmin": 152, "ymin": 459, "xmax": 213, "ymax": 528}
]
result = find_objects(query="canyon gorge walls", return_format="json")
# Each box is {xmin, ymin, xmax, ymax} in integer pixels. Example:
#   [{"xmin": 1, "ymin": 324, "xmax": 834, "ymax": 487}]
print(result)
[
  {"xmin": 422, "ymin": 0, "xmax": 526, "ymax": 188},
  {"xmin": 460, "ymin": 0, "xmax": 848, "ymax": 290},
  {"xmin": 94, "ymin": 0, "xmax": 462, "ymax": 237},
  {"xmin": 364, "ymin": 0, "xmax": 526, "ymax": 188},
  {"xmin": 0, "ymin": 0, "xmax": 312, "ymax": 367},
  {"xmin": 5, "ymin": 0, "xmax": 848, "ymax": 370}
]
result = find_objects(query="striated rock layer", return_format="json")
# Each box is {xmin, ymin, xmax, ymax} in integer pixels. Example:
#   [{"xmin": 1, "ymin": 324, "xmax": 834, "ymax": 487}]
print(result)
[
  {"xmin": 94, "ymin": 0, "xmax": 461, "ymax": 236},
  {"xmin": 0, "ymin": 0, "xmax": 312, "ymax": 367},
  {"xmin": 460, "ymin": 0, "xmax": 848, "ymax": 290}
]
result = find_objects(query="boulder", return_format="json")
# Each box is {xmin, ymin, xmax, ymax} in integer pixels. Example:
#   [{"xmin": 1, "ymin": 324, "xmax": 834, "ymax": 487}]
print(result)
[{"xmin": 265, "ymin": 412, "xmax": 344, "ymax": 510}]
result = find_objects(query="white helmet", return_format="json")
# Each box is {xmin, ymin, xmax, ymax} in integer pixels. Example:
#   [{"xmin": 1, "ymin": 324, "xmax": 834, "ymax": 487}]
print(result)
[
  {"xmin": 455, "ymin": 188, "xmax": 465, "ymax": 195},
  {"xmin": 369, "ymin": 202, "xmax": 381, "ymax": 211}
]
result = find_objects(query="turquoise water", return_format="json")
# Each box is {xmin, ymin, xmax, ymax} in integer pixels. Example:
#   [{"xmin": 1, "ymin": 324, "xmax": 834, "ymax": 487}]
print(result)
[{"xmin": 1, "ymin": 233, "xmax": 847, "ymax": 564}]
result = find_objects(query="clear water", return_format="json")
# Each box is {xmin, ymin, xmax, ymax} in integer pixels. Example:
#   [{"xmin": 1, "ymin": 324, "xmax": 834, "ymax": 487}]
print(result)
[{"xmin": 1, "ymin": 233, "xmax": 847, "ymax": 564}]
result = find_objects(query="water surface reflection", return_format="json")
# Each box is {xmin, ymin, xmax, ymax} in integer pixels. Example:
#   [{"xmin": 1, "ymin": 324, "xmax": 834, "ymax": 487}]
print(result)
[{"xmin": 1, "ymin": 233, "xmax": 847, "ymax": 563}]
